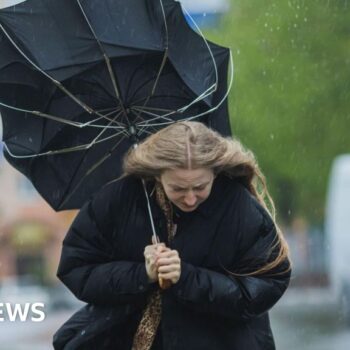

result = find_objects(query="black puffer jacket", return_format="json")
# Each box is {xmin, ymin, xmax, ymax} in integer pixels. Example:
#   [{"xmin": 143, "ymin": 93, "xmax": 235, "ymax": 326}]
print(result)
[{"xmin": 53, "ymin": 174, "xmax": 291, "ymax": 350}]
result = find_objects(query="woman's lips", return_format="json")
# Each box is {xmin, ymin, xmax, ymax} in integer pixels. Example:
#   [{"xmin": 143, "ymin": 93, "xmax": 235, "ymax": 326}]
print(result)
[{"xmin": 181, "ymin": 203, "xmax": 197, "ymax": 210}]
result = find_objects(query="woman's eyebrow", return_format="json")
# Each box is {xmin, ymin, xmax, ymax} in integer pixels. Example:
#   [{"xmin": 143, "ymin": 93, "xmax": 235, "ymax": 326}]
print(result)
[
  {"xmin": 169, "ymin": 184, "xmax": 186, "ymax": 189},
  {"xmin": 194, "ymin": 181, "xmax": 210, "ymax": 187},
  {"xmin": 169, "ymin": 181, "xmax": 210, "ymax": 188}
]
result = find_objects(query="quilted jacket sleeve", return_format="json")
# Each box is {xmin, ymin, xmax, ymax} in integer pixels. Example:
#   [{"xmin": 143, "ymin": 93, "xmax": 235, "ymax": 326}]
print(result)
[
  {"xmin": 57, "ymin": 179, "xmax": 155, "ymax": 306},
  {"xmin": 170, "ymin": 188, "xmax": 291, "ymax": 322}
]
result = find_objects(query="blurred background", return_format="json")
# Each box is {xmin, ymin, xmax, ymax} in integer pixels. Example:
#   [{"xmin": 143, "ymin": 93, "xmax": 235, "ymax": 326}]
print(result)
[{"xmin": 0, "ymin": 0, "xmax": 349, "ymax": 349}]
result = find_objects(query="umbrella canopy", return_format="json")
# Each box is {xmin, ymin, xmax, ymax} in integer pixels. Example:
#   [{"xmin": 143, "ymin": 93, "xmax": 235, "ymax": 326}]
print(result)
[{"xmin": 0, "ymin": 0, "xmax": 233, "ymax": 210}]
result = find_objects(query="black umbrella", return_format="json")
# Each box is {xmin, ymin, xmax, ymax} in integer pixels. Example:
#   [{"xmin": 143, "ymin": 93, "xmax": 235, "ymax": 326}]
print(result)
[{"xmin": 0, "ymin": 0, "xmax": 233, "ymax": 210}]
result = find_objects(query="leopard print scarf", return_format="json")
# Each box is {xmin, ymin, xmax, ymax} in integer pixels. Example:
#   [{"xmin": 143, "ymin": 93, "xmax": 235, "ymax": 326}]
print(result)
[{"xmin": 132, "ymin": 182, "xmax": 176, "ymax": 350}]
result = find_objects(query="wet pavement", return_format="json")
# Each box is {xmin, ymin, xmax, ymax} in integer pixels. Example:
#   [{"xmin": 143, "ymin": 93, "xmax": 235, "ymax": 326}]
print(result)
[{"xmin": 271, "ymin": 288, "xmax": 350, "ymax": 350}]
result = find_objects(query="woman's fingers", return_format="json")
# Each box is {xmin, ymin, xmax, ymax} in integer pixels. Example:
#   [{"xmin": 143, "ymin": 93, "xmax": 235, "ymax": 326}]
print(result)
[
  {"xmin": 158, "ymin": 271, "xmax": 181, "ymax": 284},
  {"xmin": 156, "ymin": 256, "xmax": 180, "ymax": 267},
  {"xmin": 144, "ymin": 242, "xmax": 165, "ymax": 251},
  {"xmin": 144, "ymin": 243, "xmax": 167, "ymax": 257},
  {"xmin": 144, "ymin": 245, "xmax": 181, "ymax": 283},
  {"xmin": 158, "ymin": 264, "xmax": 180, "ymax": 273},
  {"xmin": 156, "ymin": 249, "xmax": 178, "ymax": 258},
  {"xmin": 156, "ymin": 249, "xmax": 181, "ymax": 284},
  {"xmin": 156, "ymin": 250, "xmax": 179, "ymax": 262}
]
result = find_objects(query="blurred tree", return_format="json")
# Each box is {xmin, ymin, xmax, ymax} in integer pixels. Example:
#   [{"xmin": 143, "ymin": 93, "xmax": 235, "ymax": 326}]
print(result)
[{"xmin": 206, "ymin": 0, "xmax": 350, "ymax": 223}]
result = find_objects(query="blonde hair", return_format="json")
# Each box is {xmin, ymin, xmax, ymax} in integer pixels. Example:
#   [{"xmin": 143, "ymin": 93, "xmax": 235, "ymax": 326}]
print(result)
[{"xmin": 123, "ymin": 121, "xmax": 290, "ymax": 275}]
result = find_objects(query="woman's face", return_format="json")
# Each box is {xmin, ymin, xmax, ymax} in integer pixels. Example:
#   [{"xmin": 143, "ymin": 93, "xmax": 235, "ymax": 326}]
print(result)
[{"xmin": 159, "ymin": 168, "xmax": 215, "ymax": 212}]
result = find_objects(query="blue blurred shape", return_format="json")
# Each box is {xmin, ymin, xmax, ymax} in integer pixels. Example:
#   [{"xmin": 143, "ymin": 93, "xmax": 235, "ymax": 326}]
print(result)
[{"xmin": 180, "ymin": 0, "xmax": 229, "ymax": 29}]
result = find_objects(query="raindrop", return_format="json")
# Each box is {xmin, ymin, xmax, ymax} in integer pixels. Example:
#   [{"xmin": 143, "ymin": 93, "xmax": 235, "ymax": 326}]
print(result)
[
  {"xmin": 264, "ymin": 23, "xmax": 268, "ymax": 28},
  {"xmin": 270, "ymin": 133, "xmax": 275, "ymax": 140}
]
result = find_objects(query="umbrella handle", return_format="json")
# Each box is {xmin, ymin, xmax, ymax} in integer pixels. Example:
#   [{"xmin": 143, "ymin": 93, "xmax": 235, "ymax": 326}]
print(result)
[{"xmin": 159, "ymin": 277, "xmax": 172, "ymax": 289}]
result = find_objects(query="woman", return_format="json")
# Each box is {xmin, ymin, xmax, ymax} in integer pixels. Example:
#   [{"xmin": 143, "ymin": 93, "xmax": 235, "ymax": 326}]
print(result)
[{"xmin": 53, "ymin": 121, "xmax": 291, "ymax": 350}]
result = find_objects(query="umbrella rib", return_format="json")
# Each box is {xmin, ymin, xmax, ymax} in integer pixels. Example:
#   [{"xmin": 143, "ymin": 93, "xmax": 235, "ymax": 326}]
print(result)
[
  {"xmin": 137, "ymin": 50, "xmax": 168, "ymax": 111},
  {"xmin": 131, "ymin": 93, "xmax": 190, "ymax": 107},
  {"xmin": 131, "ymin": 105, "xmax": 174, "ymax": 113},
  {"xmin": 181, "ymin": 4, "xmax": 219, "ymax": 95},
  {"xmin": 96, "ymin": 107, "xmax": 120, "ymax": 114},
  {"xmin": 131, "ymin": 105, "xmax": 175, "ymax": 132},
  {"xmin": 136, "ymin": 50, "xmax": 234, "ymax": 128},
  {"xmin": 3, "ymin": 128, "xmax": 127, "ymax": 159},
  {"xmin": 125, "ymin": 109, "xmax": 159, "ymax": 135},
  {"xmin": 131, "ymin": 107, "xmax": 173, "ymax": 122},
  {"xmin": 135, "ymin": 49, "xmax": 234, "ymax": 129},
  {"xmin": 126, "ymin": 70, "xmax": 174, "ymax": 105},
  {"xmin": 131, "ymin": 107, "xmax": 174, "ymax": 136},
  {"xmin": 87, "ymin": 110, "xmax": 125, "ymax": 147},
  {"xmin": 136, "ymin": 4, "xmax": 226, "ymax": 123},
  {"xmin": 177, "ymin": 84, "xmax": 216, "ymax": 113},
  {"xmin": 3, "ymin": 109, "xmax": 127, "ymax": 159},
  {"xmin": 58, "ymin": 134, "xmax": 126, "ymax": 209},
  {"xmin": 123, "ymin": 2, "xmax": 222, "ymax": 124},
  {"xmin": 0, "ymin": 22, "xmax": 120, "ymax": 127},
  {"xmin": 124, "ymin": 59, "xmax": 149, "ymax": 105},
  {"xmin": 132, "ymin": 0, "xmax": 170, "ymax": 122},
  {"xmin": 91, "ymin": 108, "xmax": 127, "ymax": 128},
  {"xmin": 0, "ymin": 22, "xmax": 89, "ymax": 114},
  {"xmin": 143, "ymin": 0, "xmax": 169, "ymax": 101},
  {"xmin": 137, "ymin": 128, "xmax": 154, "ymax": 137},
  {"xmin": 0, "ymin": 100, "xmax": 86, "ymax": 128},
  {"xmin": 0, "ymin": 100, "xmax": 125, "ymax": 129},
  {"xmin": 76, "ymin": 0, "xmax": 130, "ymax": 120}
]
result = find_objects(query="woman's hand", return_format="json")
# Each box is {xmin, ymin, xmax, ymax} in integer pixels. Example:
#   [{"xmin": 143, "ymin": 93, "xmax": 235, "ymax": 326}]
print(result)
[
  {"xmin": 156, "ymin": 248, "xmax": 181, "ymax": 284},
  {"xmin": 144, "ymin": 241, "xmax": 166, "ymax": 283}
]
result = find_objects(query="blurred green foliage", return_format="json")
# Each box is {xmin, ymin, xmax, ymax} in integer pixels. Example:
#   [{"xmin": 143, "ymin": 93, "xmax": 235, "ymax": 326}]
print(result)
[{"xmin": 206, "ymin": 0, "xmax": 350, "ymax": 224}]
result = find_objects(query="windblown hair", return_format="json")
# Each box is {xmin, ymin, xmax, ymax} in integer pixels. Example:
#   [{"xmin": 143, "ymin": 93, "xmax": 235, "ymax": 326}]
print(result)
[{"xmin": 123, "ymin": 121, "xmax": 290, "ymax": 275}]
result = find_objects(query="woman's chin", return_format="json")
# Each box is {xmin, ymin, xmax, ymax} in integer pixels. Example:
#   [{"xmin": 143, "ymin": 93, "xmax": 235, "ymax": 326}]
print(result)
[{"xmin": 177, "ymin": 204, "xmax": 198, "ymax": 212}]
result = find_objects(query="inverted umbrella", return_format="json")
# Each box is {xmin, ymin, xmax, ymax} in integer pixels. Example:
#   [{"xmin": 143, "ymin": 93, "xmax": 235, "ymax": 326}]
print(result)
[{"xmin": 0, "ymin": 0, "xmax": 233, "ymax": 210}]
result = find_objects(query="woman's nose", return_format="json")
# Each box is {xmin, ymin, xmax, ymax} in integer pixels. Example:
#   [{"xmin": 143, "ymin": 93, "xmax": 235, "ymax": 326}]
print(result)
[{"xmin": 184, "ymin": 191, "xmax": 197, "ymax": 206}]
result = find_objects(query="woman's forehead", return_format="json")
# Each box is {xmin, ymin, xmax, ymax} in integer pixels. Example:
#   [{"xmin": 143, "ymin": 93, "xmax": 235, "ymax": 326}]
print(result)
[{"xmin": 162, "ymin": 168, "xmax": 214, "ymax": 185}]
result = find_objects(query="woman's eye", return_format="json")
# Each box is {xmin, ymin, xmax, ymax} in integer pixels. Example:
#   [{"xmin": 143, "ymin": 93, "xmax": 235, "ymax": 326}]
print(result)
[
  {"xmin": 173, "ymin": 188, "xmax": 184, "ymax": 192},
  {"xmin": 194, "ymin": 186, "xmax": 205, "ymax": 191}
]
